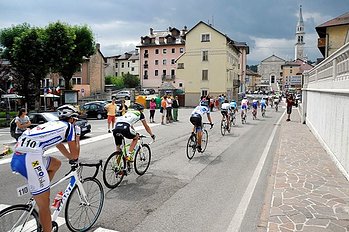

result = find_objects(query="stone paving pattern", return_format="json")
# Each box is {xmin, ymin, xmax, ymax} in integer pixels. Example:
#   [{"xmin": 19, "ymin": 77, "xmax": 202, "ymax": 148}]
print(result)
[{"xmin": 267, "ymin": 110, "xmax": 349, "ymax": 232}]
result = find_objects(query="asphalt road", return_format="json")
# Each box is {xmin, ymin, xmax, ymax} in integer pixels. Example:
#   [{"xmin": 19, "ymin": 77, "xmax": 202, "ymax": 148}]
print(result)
[{"xmin": 0, "ymin": 106, "xmax": 284, "ymax": 232}]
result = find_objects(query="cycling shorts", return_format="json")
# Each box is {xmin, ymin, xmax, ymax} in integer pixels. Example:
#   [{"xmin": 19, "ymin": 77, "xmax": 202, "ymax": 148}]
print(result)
[
  {"xmin": 221, "ymin": 110, "xmax": 228, "ymax": 117},
  {"xmin": 241, "ymin": 105, "xmax": 247, "ymax": 110},
  {"xmin": 11, "ymin": 152, "xmax": 51, "ymax": 196},
  {"xmin": 190, "ymin": 113, "xmax": 202, "ymax": 132},
  {"xmin": 261, "ymin": 104, "xmax": 266, "ymax": 110},
  {"xmin": 113, "ymin": 122, "xmax": 137, "ymax": 145}
]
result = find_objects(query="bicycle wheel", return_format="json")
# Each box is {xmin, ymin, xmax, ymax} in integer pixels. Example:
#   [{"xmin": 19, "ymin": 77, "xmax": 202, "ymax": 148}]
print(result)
[
  {"xmin": 201, "ymin": 129, "xmax": 209, "ymax": 152},
  {"xmin": 103, "ymin": 152, "xmax": 125, "ymax": 189},
  {"xmin": 232, "ymin": 115, "xmax": 236, "ymax": 126},
  {"xmin": 186, "ymin": 134, "xmax": 197, "ymax": 159},
  {"xmin": 134, "ymin": 144, "xmax": 151, "ymax": 175},
  {"xmin": 0, "ymin": 204, "xmax": 41, "ymax": 232},
  {"xmin": 65, "ymin": 177, "xmax": 104, "ymax": 232},
  {"xmin": 220, "ymin": 119, "xmax": 226, "ymax": 136}
]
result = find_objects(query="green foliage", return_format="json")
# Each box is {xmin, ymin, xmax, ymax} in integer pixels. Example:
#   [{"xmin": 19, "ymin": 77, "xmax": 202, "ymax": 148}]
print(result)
[
  {"xmin": 0, "ymin": 23, "xmax": 31, "ymax": 59},
  {"xmin": 123, "ymin": 73, "xmax": 140, "ymax": 88},
  {"xmin": 112, "ymin": 76, "xmax": 124, "ymax": 89}
]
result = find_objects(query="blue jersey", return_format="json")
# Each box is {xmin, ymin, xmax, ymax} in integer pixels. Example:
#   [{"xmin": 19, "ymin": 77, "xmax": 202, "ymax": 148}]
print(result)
[
  {"xmin": 252, "ymin": 101, "xmax": 258, "ymax": 109},
  {"xmin": 230, "ymin": 102, "xmax": 237, "ymax": 109}
]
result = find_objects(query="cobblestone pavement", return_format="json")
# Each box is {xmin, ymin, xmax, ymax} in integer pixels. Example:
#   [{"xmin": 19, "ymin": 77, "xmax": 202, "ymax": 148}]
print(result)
[{"xmin": 263, "ymin": 108, "xmax": 349, "ymax": 232}]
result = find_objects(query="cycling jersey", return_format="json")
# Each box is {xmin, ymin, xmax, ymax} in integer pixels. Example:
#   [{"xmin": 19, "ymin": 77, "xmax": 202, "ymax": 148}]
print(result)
[
  {"xmin": 230, "ymin": 102, "xmax": 237, "ymax": 110},
  {"xmin": 115, "ymin": 110, "xmax": 145, "ymax": 126},
  {"xmin": 252, "ymin": 101, "xmax": 258, "ymax": 109},
  {"xmin": 261, "ymin": 99, "xmax": 267, "ymax": 109},
  {"xmin": 191, "ymin": 105, "xmax": 210, "ymax": 116},
  {"xmin": 221, "ymin": 103, "xmax": 230, "ymax": 111},
  {"xmin": 113, "ymin": 110, "xmax": 145, "ymax": 145},
  {"xmin": 11, "ymin": 120, "xmax": 76, "ymax": 195},
  {"xmin": 190, "ymin": 106, "xmax": 210, "ymax": 131},
  {"xmin": 241, "ymin": 99, "xmax": 248, "ymax": 110}
]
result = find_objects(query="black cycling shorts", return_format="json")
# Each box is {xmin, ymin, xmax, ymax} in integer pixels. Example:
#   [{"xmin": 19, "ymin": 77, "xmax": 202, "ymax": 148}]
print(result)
[
  {"xmin": 112, "ymin": 122, "xmax": 136, "ymax": 145},
  {"xmin": 190, "ymin": 114, "xmax": 202, "ymax": 129},
  {"xmin": 221, "ymin": 110, "xmax": 228, "ymax": 117}
]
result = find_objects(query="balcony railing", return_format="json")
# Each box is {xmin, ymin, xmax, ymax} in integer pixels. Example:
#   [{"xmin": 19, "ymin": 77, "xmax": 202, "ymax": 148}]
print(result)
[
  {"xmin": 144, "ymin": 53, "xmax": 149, "ymax": 58},
  {"xmin": 162, "ymin": 74, "xmax": 175, "ymax": 81}
]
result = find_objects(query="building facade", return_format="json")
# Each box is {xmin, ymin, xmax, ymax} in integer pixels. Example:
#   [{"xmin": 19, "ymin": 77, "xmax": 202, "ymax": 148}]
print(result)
[
  {"xmin": 281, "ymin": 59, "xmax": 313, "ymax": 90},
  {"xmin": 245, "ymin": 69, "xmax": 261, "ymax": 92},
  {"xmin": 235, "ymin": 42, "xmax": 250, "ymax": 94},
  {"xmin": 176, "ymin": 21, "xmax": 241, "ymax": 106},
  {"xmin": 137, "ymin": 27, "xmax": 186, "ymax": 91},
  {"xmin": 258, "ymin": 55, "xmax": 285, "ymax": 92},
  {"xmin": 316, "ymin": 11, "xmax": 349, "ymax": 58}
]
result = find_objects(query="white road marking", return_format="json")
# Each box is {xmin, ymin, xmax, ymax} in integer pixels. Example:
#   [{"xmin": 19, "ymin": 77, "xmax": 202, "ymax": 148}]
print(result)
[
  {"xmin": 94, "ymin": 228, "xmax": 119, "ymax": 232},
  {"xmin": 226, "ymin": 110, "xmax": 286, "ymax": 232}
]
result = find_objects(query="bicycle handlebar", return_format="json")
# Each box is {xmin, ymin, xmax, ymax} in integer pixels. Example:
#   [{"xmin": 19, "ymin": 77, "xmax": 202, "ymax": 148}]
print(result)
[
  {"xmin": 203, "ymin": 122, "xmax": 214, "ymax": 129},
  {"xmin": 69, "ymin": 160, "xmax": 102, "ymax": 179}
]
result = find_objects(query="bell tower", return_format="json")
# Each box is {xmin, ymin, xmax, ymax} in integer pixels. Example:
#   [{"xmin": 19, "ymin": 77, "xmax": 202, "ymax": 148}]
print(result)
[{"xmin": 295, "ymin": 5, "xmax": 305, "ymax": 60}]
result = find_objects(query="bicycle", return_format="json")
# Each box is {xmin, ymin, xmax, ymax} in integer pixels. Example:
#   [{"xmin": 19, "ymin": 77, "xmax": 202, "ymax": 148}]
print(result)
[
  {"xmin": 230, "ymin": 110, "xmax": 237, "ymax": 127},
  {"xmin": 0, "ymin": 160, "xmax": 104, "ymax": 232},
  {"xmin": 252, "ymin": 108, "xmax": 257, "ymax": 120},
  {"xmin": 103, "ymin": 134, "xmax": 154, "ymax": 189},
  {"xmin": 220, "ymin": 112, "xmax": 230, "ymax": 136},
  {"xmin": 186, "ymin": 122, "xmax": 213, "ymax": 160},
  {"xmin": 261, "ymin": 106, "xmax": 266, "ymax": 117},
  {"xmin": 241, "ymin": 110, "xmax": 247, "ymax": 124}
]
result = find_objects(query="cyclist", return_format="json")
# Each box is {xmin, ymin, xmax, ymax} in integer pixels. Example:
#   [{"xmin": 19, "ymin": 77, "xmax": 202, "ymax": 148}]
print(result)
[
  {"xmin": 190, "ymin": 100, "xmax": 213, "ymax": 152},
  {"xmin": 229, "ymin": 99, "xmax": 238, "ymax": 123},
  {"xmin": 252, "ymin": 99, "xmax": 258, "ymax": 119},
  {"xmin": 274, "ymin": 96, "xmax": 280, "ymax": 111},
  {"xmin": 221, "ymin": 100, "xmax": 231, "ymax": 131},
  {"xmin": 261, "ymin": 97, "xmax": 267, "ymax": 115},
  {"xmin": 112, "ymin": 102, "xmax": 155, "ymax": 162},
  {"xmin": 241, "ymin": 97, "xmax": 249, "ymax": 119},
  {"xmin": 10, "ymin": 105, "xmax": 81, "ymax": 232}
]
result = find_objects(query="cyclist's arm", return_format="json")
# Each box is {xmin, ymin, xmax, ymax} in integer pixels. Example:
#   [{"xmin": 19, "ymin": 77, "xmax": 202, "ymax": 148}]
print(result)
[{"xmin": 141, "ymin": 119, "xmax": 154, "ymax": 137}]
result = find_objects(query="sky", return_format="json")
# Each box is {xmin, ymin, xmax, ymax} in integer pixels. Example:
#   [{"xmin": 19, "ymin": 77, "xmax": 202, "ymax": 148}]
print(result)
[{"xmin": 0, "ymin": 0, "xmax": 348, "ymax": 65}]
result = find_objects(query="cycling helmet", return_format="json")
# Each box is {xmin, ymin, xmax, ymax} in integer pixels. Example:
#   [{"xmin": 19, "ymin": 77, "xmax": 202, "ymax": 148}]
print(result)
[
  {"xmin": 131, "ymin": 102, "xmax": 144, "ymax": 111},
  {"xmin": 57, "ymin": 105, "xmax": 78, "ymax": 120},
  {"xmin": 200, "ymin": 100, "xmax": 208, "ymax": 107}
]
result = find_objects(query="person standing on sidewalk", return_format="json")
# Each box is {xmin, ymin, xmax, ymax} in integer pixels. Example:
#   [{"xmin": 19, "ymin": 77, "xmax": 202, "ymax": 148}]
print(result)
[
  {"xmin": 161, "ymin": 95, "xmax": 167, "ymax": 125},
  {"xmin": 105, "ymin": 97, "xmax": 117, "ymax": 132},
  {"xmin": 166, "ymin": 95, "xmax": 173, "ymax": 123},
  {"xmin": 149, "ymin": 98, "xmax": 156, "ymax": 123},
  {"xmin": 286, "ymin": 93, "xmax": 294, "ymax": 121},
  {"xmin": 14, "ymin": 108, "xmax": 31, "ymax": 141},
  {"xmin": 172, "ymin": 96, "xmax": 179, "ymax": 122}
]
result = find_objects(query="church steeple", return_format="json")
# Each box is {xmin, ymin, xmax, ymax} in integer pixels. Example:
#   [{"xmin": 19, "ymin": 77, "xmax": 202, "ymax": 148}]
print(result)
[{"xmin": 295, "ymin": 5, "xmax": 306, "ymax": 61}]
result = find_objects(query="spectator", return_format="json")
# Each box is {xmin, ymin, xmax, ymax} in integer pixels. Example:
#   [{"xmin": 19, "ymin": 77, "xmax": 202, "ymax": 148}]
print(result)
[
  {"xmin": 161, "ymin": 95, "xmax": 167, "ymax": 125},
  {"xmin": 149, "ymin": 98, "xmax": 156, "ymax": 123},
  {"xmin": 14, "ymin": 108, "xmax": 31, "ymax": 141},
  {"xmin": 286, "ymin": 93, "xmax": 294, "ymax": 121},
  {"xmin": 119, "ymin": 99, "xmax": 128, "ymax": 116},
  {"xmin": 166, "ymin": 95, "xmax": 173, "ymax": 123},
  {"xmin": 172, "ymin": 96, "xmax": 179, "ymax": 122},
  {"xmin": 104, "ymin": 98, "xmax": 117, "ymax": 132}
]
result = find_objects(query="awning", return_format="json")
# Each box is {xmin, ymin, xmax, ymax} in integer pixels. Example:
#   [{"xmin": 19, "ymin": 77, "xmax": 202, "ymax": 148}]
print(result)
[
  {"xmin": 40, "ymin": 93, "xmax": 60, "ymax": 98},
  {"xmin": 1, "ymin": 93, "xmax": 24, "ymax": 99}
]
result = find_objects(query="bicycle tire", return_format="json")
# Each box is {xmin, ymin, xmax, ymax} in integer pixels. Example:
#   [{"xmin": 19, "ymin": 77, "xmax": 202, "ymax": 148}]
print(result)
[
  {"xmin": 0, "ymin": 204, "xmax": 41, "ymax": 232},
  {"xmin": 220, "ymin": 119, "xmax": 226, "ymax": 136},
  {"xmin": 201, "ymin": 129, "xmax": 209, "ymax": 152},
  {"xmin": 103, "ymin": 151, "xmax": 125, "ymax": 189},
  {"xmin": 186, "ymin": 134, "xmax": 197, "ymax": 159},
  {"xmin": 134, "ymin": 144, "xmax": 151, "ymax": 175},
  {"xmin": 65, "ymin": 177, "xmax": 104, "ymax": 232}
]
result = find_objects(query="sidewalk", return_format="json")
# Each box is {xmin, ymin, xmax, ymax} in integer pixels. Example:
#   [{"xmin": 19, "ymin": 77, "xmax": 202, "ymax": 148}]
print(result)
[{"xmin": 261, "ymin": 108, "xmax": 349, "ymax": 232}]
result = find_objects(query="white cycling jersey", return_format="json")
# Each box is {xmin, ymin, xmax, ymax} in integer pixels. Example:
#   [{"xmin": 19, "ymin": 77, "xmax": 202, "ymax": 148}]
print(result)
[
  {"xmin": 14, "ymin": 120, "xmax": 76, "ymax": 154},
  {"xmin": 115, "ymin": 110, "xmax": 145, "ymax": 126},
  {"xmin": 191, "ymin": 105, "xmax": 210, "ymax": 116},
  {"xmin": 221, "ymin": 103, "xmax": 231, "ymax": 110}
]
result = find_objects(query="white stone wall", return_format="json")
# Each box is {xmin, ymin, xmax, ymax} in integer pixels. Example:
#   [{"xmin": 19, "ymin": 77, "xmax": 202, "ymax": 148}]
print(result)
[{"xmin": 303, "ymin": 42, "xmax": 349, "ymax": 177}]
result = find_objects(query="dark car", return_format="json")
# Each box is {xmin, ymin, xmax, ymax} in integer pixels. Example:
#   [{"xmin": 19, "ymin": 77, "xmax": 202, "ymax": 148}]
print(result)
[
  {"xmin": 81, "ymin": 102, "xmax": 108, "ymax": 119},
  {"xmin": 22, "ymin": 112, "xmax": 91, "ymax": 137}
]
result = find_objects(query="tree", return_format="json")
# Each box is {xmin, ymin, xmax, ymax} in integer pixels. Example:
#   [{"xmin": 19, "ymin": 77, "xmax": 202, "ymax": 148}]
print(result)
[
  {"xmin": 55, "ymin": 24, "xmax": 95, "ymax": 90},
  {"xmin": 123, "ymin": 73, "xmax": 140, "ymax": 88},
  {"xmin": 0, "ymin": 23, "xmax": 31, "ymax": 59}
]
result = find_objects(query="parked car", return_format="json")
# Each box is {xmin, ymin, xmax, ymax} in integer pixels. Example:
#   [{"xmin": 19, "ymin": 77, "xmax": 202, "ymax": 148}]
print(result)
[
  {"xmin": 81, "ymin": 102, "xmax": 107, "ymax": 119},
  {"xmin": 10, "ymin": 112, "xmax": 91, "ymax": 138},
  {"xmin": 112, "ymin": 90, "xmax": 131, "ymax": 100},
  {"xmin": 140, "ymin": 89, "xmax": 150, "ymax": 95}
]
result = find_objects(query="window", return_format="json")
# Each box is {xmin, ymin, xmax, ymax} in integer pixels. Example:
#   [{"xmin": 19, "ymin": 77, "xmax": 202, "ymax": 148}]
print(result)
[
  {"xmin": 121, "ymin": 62, "xmax": 124, "ymax": 68},
  {"xmin": 121, "ymin": 72, "xmax": 124, "ymax": 76},
  {"xmin": 180, "ymin": 48, "xmax": 184, "ymax": 53},
  {"xmin": 201, "ymin": 34, "xmax": 210, "ymax": 42},
  {"xmin": 44, "ymin": 78, "xmax": 50, "ymax": 87},
  {"xmin": 72, "ymin": 77, "xmax": 82, "ymax": 85},
  {"xmin": 127, "ymin": 62, "xmax": 130, "ymax": 67},
  {"xmin": 172, "ymin": 48, "xmax": 175, "ymax": 53},
  {"xmin": 163, "ymin": 49, "xmax": 167, "ymax": 54},
  {"xmin": 144, "ymin": 49, "xmax": 149, "ymax": 58},
  {"xmin": 163, "ymin": 59, "xmax": 167, "ymax": 65},
  {"xmin": 58, "ymin": 78, "xmax": 64, "ymax": 87},
  {"xmin": 155, "ymin": 60, "xmax": 159, "ymax": 65},
  {"xmin": 115, "ymin": 72, "xmax": 118, "ymax": 76},
  {"xmin": 201, "ymin": 89, "xmax": 208, "ymax": 96},
  {"xmin": 155, "ymin": 70, "xmax": 158, "ymax": 76},
  {"xmin": 155, "ymin": 49, "xmax": 159, "ymax": 54},
  {"xmin": 202, "ymin": 50, "xmax": 208, "ymax": 61},
  {"xmin": 290, "ymin": 69, "xmax": 293, "ymax": 74},
  {"xmin": 202, "ymin": 70, "xmax": 208, "ymax": 81},
  {"xmin": 177, "ymin": 63, "xmax": 184, "ymax": 69},
  {"xmin": 179, "ymin": 82, "xmax": 183, "ymax": 87},
  {"xmin": 171, "ymin": 59, "xmax": 175, "ymax": 64},
  {"xmin": 131, "ymin": 67, "xmax": 135, "ymax": 71},
  {"xmin": 115, "ymin": 63, "xmax": 118, "ymax": 68},
  {"xmin": 144, "ymin": 70, "xmax": 148, "ymax": 79}
]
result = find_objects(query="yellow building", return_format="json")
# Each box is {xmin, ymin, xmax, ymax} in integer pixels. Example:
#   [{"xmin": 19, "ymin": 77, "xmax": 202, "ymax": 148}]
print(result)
[
  {"xmin": 316, "ymin": 11, "xmax": 349, "ymax": 58},
  {"xmin": 176, "ymin": 21, "xmax": 241, "ymax": 106}
]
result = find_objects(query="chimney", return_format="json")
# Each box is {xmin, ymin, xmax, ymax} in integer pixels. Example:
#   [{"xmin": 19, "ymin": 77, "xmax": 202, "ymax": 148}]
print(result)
[
  {"xmin": 150, "ymin": 28, "xmax": 153, "ymax": 35},
  {"xmin": 96, "ymin": 43, "xmax": 100, "ymax": 50},
  {"xmin": 169, "ymin": 26, "xmax": 172, "ymax": 31}
]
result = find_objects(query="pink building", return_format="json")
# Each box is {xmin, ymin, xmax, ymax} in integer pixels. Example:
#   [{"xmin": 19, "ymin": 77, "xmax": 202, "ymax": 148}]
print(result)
[{"xmin": 137, "ymin": 27, "xmax": 187, "ymax": 91}]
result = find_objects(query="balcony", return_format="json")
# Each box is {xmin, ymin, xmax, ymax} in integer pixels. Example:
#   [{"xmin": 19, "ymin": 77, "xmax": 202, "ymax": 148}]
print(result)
[
  {"xmin": 143, "ymin": 64, "xmax": 148, "ymax": 69},
  {"xmin": 162, "ymin": 75, "xmax": 175, "ymax": 81},
  {"xmin": 144, "ymin": 53, "xmax": 149, "ymax": 58},
  {"xmin": 143, "ymin": 75, "xmax": 148, "ymax": 79}
]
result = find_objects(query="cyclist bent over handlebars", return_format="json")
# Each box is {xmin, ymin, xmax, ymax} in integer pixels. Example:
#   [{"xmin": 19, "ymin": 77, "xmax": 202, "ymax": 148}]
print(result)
[{"xmin": 189, "ymin": 99, "xmax": 213, "ymax": 152}]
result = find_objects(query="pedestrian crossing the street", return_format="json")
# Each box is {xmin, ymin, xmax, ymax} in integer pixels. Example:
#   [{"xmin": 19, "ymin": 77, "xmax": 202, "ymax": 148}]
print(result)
[{"xmin": 0, "ymin": 204, "xmax": 119, "ymax": 232}]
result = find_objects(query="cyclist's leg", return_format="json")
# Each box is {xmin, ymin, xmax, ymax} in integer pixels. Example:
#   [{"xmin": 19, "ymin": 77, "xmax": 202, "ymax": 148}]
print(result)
[
  {"xmin": 33, "ymin": 192, "xmax": 52, "ymax": 232},
  {"xmin": 46, "ymin": 156, "xmax": 61, "ymax": 180}
]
